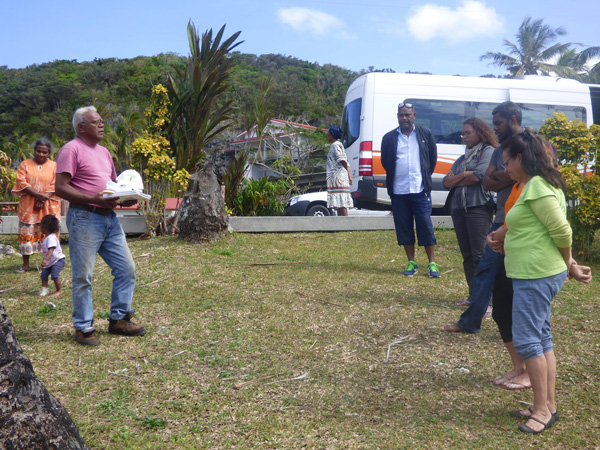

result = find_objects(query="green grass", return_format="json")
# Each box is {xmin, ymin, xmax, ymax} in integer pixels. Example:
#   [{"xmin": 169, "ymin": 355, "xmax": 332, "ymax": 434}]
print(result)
[{"xmin": 1, "ymin": 229, "xmax": 599, "ymax": 449}]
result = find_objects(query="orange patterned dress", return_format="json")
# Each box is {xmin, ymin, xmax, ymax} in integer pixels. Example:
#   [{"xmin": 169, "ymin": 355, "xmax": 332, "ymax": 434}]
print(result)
[{"xmin": 12, "ymin": 159, "xmax": 61, "ymax": 255}]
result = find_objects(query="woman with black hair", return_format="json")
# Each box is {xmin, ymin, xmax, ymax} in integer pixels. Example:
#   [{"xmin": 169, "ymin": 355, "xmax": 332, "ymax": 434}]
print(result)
[{"xmin": 489, "ymin": 130, "xmax": 591, "ymax": 434}]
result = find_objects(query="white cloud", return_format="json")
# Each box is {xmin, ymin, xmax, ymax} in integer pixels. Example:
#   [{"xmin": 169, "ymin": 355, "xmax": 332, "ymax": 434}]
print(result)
[
  {"xmin": 405, "ymin": 0, "xmax": 504, "ymax": 43},
  {"xmin": 278, "ymin": 7, "xmax": 355, "ymax": 40}
]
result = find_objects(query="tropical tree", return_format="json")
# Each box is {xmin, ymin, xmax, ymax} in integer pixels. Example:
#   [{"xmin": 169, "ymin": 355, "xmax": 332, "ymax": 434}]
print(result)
[
  {"xmin": 246, "ymin": 75, "xmax": 274, "ymax": 163},
  {"xmin": 555, "ymin": 46, "xmax": 600, "ymax": 82},
  {"xmin": 5, "ymin": 132, "xmax": 32, "ymax": 166},
  {"xmin": 115, "ymin": 110, "xmax": 146, "ymax": 171},
  {"xmin": 167, "ymin": 22, "xmax": 243, "ymax": 173},
  {"xmin": 480, "ymin": 17, "xmax": 572, "ymax": 77}
]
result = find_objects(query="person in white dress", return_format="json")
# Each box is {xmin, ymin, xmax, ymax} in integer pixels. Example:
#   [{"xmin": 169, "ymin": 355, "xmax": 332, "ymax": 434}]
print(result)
[{"xmin": 326, "ymin": 126, "xmax": 353, "ymax": 216}]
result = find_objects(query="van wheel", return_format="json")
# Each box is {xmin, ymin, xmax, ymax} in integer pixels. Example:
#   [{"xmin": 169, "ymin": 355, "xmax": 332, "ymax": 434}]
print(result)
[{"xmin": 307, "ymin": 205, "xmax": 330, "ymax": 216}]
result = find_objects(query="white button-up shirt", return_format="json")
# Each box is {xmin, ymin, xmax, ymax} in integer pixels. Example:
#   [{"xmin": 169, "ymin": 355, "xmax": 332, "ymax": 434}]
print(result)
[{"xmin": 393, "ymin": 125, "xmax": 423, "ymax": 195}]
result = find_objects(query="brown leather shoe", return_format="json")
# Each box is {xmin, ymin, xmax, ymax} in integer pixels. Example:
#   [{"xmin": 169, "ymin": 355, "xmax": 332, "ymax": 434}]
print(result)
[
  {"xmin": 75, "ymin": 328, "xmax": 99, "ymax": 346},
  {"xmin": 108, "ymin": 313, "xmax": 146, "ymax": 336}
]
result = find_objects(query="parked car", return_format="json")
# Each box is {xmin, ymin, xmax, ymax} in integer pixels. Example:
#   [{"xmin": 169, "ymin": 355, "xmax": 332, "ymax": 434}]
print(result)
[
  {"xmin": 284, "ymin": 192, "xmax": 392, "ymax": 217},
  {"xmin": 284, "ymin": 192, "xmax": 333, "ymax": 216}
]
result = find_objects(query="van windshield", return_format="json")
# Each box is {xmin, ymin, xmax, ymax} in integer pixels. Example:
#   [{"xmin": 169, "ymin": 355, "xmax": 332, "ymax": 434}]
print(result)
[
  {"xmin": 407, "ymin": 99, "xmax": 586, "ymax": 144},
  {"xmin": 341, "ymin": 98, "xmax": 362, "ymax": 148}
]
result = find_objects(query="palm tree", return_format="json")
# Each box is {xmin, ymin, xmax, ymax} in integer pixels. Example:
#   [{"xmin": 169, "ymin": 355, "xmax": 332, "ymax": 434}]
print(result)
[
  {"xmin": 115, "ymin": 110, "xmax": 146, "ymax": 171},
  {"xmin": 480, "ymin": 17, "xmax": 572, "ymax": 77},
  {"xmin": 554, "ymin": 46, "xmax": 600, "ymax": 82},
  {"xmin": 579, "ymin": 46, "xmax": 600, "ymax": 83},
  {"xmin": 6, "ymin": 132, "xmax": 32, "ymax": 166}
]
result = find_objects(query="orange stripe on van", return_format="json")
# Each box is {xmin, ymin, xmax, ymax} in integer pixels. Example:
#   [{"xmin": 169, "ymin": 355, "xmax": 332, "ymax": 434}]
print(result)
[
  {"xmin": 372, "ymin": 151, "xmax": 385, "ymax": 175},
  {"xmin": 371, "ymin": 152, "xmax": 455, "ymax": 176}
]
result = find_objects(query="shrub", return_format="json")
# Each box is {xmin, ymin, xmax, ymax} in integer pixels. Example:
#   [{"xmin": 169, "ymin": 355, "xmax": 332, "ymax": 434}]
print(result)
[
  {"xmin": 539, "ymin": 113, "xmax": 600, "ymax": 258},
  {"xmin": 233, "ymin": 177, "xmax": 293, "ymax": 216}
]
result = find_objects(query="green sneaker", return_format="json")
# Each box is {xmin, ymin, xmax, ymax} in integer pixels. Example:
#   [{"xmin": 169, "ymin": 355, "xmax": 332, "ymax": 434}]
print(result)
[
  {"xmin": 402, "ymin": 261, "xmax": 418, "ymax": 276},
  {"xmin": 428, "ymin": 262, "xmax": 441, "ymax": 278}
]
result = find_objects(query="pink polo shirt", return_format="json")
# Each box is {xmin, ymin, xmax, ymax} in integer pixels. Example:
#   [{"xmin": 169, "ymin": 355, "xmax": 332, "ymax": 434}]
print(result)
[{"xmin": 56, "ymin": 137, "xmax": 117, "ymax": 208}]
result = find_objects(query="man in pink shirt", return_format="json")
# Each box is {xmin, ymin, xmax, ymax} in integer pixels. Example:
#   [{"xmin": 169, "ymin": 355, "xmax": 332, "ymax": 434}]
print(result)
[{"xmin": 56, "ymin": 106, "xmax": 146, "ymax": 346}]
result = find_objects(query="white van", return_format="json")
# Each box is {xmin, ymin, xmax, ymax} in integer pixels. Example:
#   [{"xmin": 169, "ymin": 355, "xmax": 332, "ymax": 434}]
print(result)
[{"xmin": 341, "ymin": 73, "xmax": 600, "ymax": 211}]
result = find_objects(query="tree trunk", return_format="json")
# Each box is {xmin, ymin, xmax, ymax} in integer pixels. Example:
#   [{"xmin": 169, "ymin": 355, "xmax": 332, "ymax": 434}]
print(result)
[
  {"xmin": 0, "ymin": 300, "xmax": 89, "ymax": 449},
  {"xmin": 177, "ymin": 169, "xmax": 229, "ymax": 243}
]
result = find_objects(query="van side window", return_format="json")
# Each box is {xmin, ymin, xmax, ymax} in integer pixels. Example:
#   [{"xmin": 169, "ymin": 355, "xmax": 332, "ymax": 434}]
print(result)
[
  {"xmin": 405, "ymin": 98, "xmax": 587, "ymax": 144},
  {"xmin": 341, "ymin": 98, "xmax": 362, "ymax": 148}
]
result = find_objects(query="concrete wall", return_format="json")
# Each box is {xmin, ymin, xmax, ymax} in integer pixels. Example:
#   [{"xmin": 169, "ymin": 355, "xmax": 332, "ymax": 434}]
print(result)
[{"xmin": 1, "ymin": 215, "xmax": 453, "ymax": 235}]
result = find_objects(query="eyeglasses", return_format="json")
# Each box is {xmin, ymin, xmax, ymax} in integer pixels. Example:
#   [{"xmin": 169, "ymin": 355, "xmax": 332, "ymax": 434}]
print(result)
[
  {"xmin": 81, "ymin": 119, "xmax": 104, "ymax": 126},
  {"xmin": 502, "ymin": 156, "xmax": 512, "ymax": 166},
  {"xmin": 398, "ymin": 103, "xmax": 414, "ymax": 110}
]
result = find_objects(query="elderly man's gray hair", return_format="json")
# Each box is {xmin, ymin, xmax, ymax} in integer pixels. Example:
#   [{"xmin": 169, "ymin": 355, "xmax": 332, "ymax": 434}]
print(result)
[{"xmin": 72, "ymin": 106, "xmax": 98, "ymax": 133}]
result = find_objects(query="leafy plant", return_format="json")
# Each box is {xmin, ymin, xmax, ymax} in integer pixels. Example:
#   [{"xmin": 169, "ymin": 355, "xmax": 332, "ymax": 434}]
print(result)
[
  {"xmin": 167, "ymin": 22, "xmax": 243, "ymax": 173},
  {"xmin": 0, "ymin": 150, "xmax": 15, "ymax": 201},
  {"xmin": 233, "ymin": 177, "xmax": 292, "ymax": 216},
  {"xmin": 222, "ymin": 149, "xmax": 249, "ymax": 212},
  {"xmin": 540, "ymin": 112, "xmax": 600, "ymax": 257},
  {"xmin": 35, "ymin": 303, "xmax": 57, "ymax": 318},
  {"xmin": 139, "ymin": 414, "xmax": 167, "ymax": 429}
]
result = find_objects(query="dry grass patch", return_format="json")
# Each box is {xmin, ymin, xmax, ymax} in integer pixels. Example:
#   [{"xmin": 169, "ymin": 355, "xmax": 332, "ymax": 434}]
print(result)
[{"xmin": 1, "ymin": 230, "xmax": 599, "ymax": 449}]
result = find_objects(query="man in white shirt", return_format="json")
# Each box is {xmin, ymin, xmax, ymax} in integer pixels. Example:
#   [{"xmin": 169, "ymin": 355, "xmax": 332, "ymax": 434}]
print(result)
[{"xmin": 381, "ymin": 102, "xmax": 440, "ymax": 278}]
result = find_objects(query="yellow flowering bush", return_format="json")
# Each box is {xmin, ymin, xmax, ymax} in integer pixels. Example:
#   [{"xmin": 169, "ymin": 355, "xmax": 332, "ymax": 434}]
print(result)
[
  {"xmin": 540, "ymin": 113, "xmax": 600, "ymax": 257},
  {"xmin": 130, "ymin": 84, "xmax": 190, "ymax": 236}
]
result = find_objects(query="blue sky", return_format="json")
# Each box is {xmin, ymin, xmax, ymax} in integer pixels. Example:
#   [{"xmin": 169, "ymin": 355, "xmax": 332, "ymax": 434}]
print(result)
[{"xmin": 1, "ymin": 0, "xmax": 598, "ymax": 77}]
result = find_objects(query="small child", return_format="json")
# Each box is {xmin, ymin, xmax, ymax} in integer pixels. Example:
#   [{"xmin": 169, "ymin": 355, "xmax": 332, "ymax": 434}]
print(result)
[{"xmin": 39, "ymin": 215, "xmax": 66, "ymax": 297}]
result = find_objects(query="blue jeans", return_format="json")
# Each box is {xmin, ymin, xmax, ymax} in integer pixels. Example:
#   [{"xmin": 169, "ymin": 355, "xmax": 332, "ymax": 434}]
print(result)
[
  {"xmin": 457, "ymin": 222, "xmax": 504, "ymax": 333},
  {"xmin": 512, "ymin": 271, "xmax": 567, "ymax": 360},
  {"xmin": 67, "ymin": 208, "xmax": 136, "ymax": 330}
]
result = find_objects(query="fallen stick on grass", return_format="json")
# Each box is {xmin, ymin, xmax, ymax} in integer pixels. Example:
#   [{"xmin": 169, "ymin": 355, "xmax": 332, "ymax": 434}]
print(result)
[
  {"xmin": 234, "ymin": 374, "xmax": 277, "ymax": 389},
  {"xmin": 108, "ymin": 371, "xmax": 139, "ymax": 381},
  {"xmin": 384, "ymin": 335, "xmax": 416, "ymax": 364},
  {"xmin": 138, "ymin": 275, "xmax": 174, "ymax": 288},
  {"xmin": 248, "ymin": 262, "xmax": 306, "ymax": 266},
  {"xmin": 264, "ymin": 372, "xmax": 309, "ymax": 386}
]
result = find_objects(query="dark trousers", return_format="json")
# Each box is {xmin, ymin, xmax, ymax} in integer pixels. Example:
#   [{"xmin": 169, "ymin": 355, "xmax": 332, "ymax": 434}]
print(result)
[
  {"xmin": 492, "ymin": 260, "xmax": 514, "ymax": 343},
  {"xmin": 451, "ymin": 206, "xmax": 493, "ymax": 297}
]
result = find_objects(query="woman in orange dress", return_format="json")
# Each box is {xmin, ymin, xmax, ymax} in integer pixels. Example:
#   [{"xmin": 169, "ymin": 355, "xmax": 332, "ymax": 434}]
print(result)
[{"xmin": 12, "ymin": 138, "xmax": 61, "ymax": 273}]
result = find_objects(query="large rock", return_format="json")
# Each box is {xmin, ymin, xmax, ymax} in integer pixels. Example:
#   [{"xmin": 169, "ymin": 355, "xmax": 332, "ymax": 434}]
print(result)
[
  {"xmin": 177, "ymin": 169, "xmax": 229, "ymax": 243},
  {"xmin": 0, "ymin": 300, "xmax": 89, "ymax": 449},
  {"xmin": 0, "ymin": 244, "xmax": 16, "ymax": 258}
]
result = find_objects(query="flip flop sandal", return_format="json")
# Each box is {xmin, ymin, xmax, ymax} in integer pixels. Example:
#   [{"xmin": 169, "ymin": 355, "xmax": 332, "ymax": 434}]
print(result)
[
  {"xmin": 14, "ymin": 267, "xmax": 29, "ymax": 273},
  {"xmin": 454, "ymin": 300, "xmax": 471, "ymax": 307},
  {"xmin": 493, "ymin": 375, "xmax": 508, "ymax": 385},
  {"xmin": 501, "ymin": 379, "xmax": 532, "ymax": 390}
]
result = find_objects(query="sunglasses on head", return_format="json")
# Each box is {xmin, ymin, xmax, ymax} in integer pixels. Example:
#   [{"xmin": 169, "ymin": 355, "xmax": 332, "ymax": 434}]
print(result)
[{"xmin": 398, "ymin": 102, "xmax": 414, "ymax": 110}]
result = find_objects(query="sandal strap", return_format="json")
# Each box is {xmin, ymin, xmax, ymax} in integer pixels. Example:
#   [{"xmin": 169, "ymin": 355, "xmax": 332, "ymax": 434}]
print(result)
[{"xmin": 527, "ymin": 415, "xmax": 549, "ymax": 427}]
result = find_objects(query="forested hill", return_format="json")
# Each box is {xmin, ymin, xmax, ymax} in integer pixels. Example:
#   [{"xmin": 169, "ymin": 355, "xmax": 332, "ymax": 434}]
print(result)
[{"xmin": 0, "ymin": 52, "xmax": 359, "ymax": 144}]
